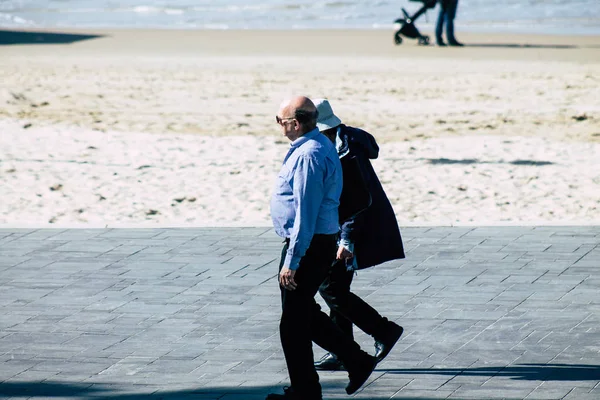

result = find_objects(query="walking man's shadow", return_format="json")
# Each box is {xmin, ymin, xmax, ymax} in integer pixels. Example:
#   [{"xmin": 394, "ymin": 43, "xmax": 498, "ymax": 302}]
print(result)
[{"xmin": 381, "ymin": 363, "xmax": 600, "ymax": 381}]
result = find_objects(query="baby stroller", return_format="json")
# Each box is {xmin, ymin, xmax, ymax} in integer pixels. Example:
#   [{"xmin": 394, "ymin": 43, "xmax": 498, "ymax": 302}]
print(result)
[{"xmin": 393, "ymin": 0, "xmax": 437, "ymax": 45}]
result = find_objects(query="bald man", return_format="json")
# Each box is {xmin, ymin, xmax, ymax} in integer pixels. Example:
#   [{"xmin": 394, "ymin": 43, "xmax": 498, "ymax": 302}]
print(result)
[{"xmin": 269, "ymin": 96, "xmax": 377, "ymax": 400}]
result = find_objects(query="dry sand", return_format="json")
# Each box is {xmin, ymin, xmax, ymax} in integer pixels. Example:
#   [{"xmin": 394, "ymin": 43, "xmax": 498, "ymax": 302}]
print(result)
[{"xmin": 1, "ymin": 29, "xmax": 599, "ymax": 226}]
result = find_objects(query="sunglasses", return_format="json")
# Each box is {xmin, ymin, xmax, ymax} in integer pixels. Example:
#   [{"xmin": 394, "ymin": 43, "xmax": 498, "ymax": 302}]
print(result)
[{"xmin": 276, "ymin": 116, "xmax": 296, "ymax": 125}]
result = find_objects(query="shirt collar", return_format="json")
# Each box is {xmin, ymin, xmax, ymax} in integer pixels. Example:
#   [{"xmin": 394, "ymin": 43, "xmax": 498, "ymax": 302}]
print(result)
[{"xmin": 290, "ymin": 128, "xmax": 320, "ymax": 148}]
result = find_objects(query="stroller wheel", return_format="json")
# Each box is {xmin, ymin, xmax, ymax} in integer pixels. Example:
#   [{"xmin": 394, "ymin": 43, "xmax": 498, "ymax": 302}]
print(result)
[
  {"xmin": 394, "ymin": 31, "xmax": 403, "ymax": 45},
  {"xmin": 418, "ymin": 35, "xmax": 430, "ymax": 46}
]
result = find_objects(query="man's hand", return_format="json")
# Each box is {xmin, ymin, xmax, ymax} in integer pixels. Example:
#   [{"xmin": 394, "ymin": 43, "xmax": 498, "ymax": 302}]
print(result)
[
  {"xmin": 337, "ymin": 245, "xmax": 353, "ymax": 261},
  {"xmin": 279, "ymin": 267, "xmax": 298, "ymax": 291}
]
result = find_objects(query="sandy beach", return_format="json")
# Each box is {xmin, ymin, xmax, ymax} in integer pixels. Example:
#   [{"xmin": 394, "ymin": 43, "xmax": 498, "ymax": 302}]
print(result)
[{"xmin": 1, "ymin": 29, "xmax": 599, "ymax": 226}]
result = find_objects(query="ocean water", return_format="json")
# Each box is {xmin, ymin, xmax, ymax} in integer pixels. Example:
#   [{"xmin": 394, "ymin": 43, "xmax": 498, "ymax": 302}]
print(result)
[{"xmin": 1, "ymin": 0, "xmax": 600, "ymax": 35}]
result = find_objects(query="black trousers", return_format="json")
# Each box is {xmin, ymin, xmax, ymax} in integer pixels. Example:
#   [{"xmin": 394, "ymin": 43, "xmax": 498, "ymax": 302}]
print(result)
[
  {"xmin": 278, "ymin": 234, "xmax": 365, "ymax": 399},
  {"xmin": 319, "ymin": 260, "xmax": 389, "ymax": 342}
]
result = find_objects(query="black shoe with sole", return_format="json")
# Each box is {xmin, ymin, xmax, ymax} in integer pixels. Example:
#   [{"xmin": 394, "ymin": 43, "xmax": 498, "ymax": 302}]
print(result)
[
  {"xmin": 374, "ymin": 323, "xmax": 404, "ymax": 363},
  {"xmin": 314, "ymin": 352, "xmax": 346, "ymax": 371},
  {"xmin": 345, "ymin": 353, "xmax": 377, "ymax": 395}
]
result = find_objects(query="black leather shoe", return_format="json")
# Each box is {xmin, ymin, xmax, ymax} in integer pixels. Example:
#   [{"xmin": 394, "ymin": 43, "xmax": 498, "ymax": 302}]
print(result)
[
  {"xmin": 345, "ymin": 353, "xmax": 377, "ymax": 395},
  {"xmin": 314, "ymin": 352, "xmax": 345, "ymax": 371},
  {"xmin": 436, "ymin": 39, "xmax": 447, "ymax": 46},
  {"xmin": 448, "ymin": 40, "xmax": 464, "ymax": 47},
  {"xmin": 266, "ymin": 386, "xmax": 321, "ymax": 400},
  {"xmin": 374, "ymin": 323, "xmax": 404, "ymax": 363}
]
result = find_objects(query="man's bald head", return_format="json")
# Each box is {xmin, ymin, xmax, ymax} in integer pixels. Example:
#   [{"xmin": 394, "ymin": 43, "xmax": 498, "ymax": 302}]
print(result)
[
  {"xmin": 285, "ymin": 96, "xmax": 317, "ymax": 114},
  {"xmin": 278, "ymin": 96, "xmax": 319, "ymax": 135}
]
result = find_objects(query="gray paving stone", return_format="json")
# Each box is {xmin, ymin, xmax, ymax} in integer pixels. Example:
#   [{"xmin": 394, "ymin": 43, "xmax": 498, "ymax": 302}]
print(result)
[{"xmin": 0, "ymin": 226, "xmax": 598, "ymax": 399}]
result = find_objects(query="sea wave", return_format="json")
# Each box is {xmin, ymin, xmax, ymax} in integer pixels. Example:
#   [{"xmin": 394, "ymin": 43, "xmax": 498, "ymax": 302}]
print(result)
[
  {"xmin": 0, "ymin": 11, "xmax": 34, "ymax": 26},
  {"xmin": 0, "ymin": 0, "xmax": 598, "ymax": 34}
]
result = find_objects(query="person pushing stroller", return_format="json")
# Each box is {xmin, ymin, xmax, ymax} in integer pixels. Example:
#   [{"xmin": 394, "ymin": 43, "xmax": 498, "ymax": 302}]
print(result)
[{"xmin": 393, "ymin": 0, "xmax": 463, "ymax": 47}]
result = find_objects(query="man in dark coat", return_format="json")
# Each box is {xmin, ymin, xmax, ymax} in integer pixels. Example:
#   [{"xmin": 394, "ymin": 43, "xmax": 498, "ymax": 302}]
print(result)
[{"xmin": 312, "ymin": 99, "xmax": 406, "ymax": 371}]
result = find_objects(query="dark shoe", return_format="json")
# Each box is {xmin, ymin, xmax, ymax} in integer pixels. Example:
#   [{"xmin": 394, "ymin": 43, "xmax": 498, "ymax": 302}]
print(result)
[
  {"xmin": 345, "ymin": 353, "xmax": 377, "ymax": 395},
  {"xmin": 374, "ymin": 323, "xmax": 404, "ymax": 363},
  {"xmin": 436, "ymin": 39, "xmax": 447, "ymax": 46},
  {"xmin": 448, "ymin": 40, "xmax": 464, "ymax": 47},
  {"xmin": 314, "ymin": 352, "xmax": 346, "ymax": 371},
  {"xmin": 266, "ymin": 386, "xmax": 321, "ymax": 400}
]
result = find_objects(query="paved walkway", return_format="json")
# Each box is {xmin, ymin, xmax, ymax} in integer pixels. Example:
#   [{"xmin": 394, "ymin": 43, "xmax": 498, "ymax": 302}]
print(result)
[{"xmin": 0, "ymin": 226, "xmax": 599, "ymax": 400}]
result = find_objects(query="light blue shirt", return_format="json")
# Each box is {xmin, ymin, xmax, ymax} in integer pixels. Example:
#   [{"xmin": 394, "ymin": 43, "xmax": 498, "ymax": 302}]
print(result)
[{"xmin": 270, "ymin": 128, "xmax": 342, "ymax": 270}]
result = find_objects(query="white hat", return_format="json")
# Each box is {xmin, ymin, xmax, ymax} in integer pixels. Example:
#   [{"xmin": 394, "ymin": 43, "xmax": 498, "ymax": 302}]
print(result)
[{"xmin": 314, "ymin": 98, "xmax": 342, "ymax": 131}]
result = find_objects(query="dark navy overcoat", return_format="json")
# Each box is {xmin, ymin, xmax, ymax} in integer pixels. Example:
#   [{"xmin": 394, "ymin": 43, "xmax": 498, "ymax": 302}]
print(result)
[{"xmin": 337, "ymin": 125, "xmax": 405, "ymax": 269}]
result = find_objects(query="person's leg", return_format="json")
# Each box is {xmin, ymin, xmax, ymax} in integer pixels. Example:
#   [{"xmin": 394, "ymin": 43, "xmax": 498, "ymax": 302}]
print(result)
[
  {"xmin": 309, "ymin": 300, "xmax": 377, "ymax": 394},
  {"xmin": 310, "ymin": 295, "xmax": 369, "ymax": 361},
  {"xmin": 279, "ymin": 235, "xmax": 376, "ymax": 395},
  {"xmin": 275, "ymin": 235, "xmax": 337, "ymax": 399},
  {"xmin": 318, "ymin": 259, "xmax": 404, "ymax": 365},
  {"xmin": 279, "ymin": 281, "xmax": 321, "ymax": 398},
  {"xmin": 314, "ymin": 261, "xmax": 354, "ymax": 370},
  {"xmin": 436, "ymin": 0, "xmax": 447, "ymax": 45},
  {"xmin": 446, "ymin": 0, "xmax": 462, "ymax": 45},
  {"xmin": 320, "ymin": 261, "xmax": 394, "ymax": 341},
  {"xmin": 319, "ymin": 261, "xmax": 354, "ymax": 339}
]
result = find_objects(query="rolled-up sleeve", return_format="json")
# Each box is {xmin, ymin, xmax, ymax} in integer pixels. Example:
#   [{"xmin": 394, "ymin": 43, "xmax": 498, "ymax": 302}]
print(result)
[{"xmin": 284, "ymin": 155, "xmax": 325, "ymax": 270}]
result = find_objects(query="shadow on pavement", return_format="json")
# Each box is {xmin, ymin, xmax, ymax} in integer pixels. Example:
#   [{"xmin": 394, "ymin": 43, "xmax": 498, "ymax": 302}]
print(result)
[
  {"xmin": 426, "ymin": 158, "xmax": 554, "ymax": 166},
  {"xmin": 0, "ymin": 380, "xmax": 452, "ymax": 399},
  {"xmin": 381, "ymin": 363, "xmax": 600, "ymax": 381},
  {"xmin": 0, "ymin": 381, "xmax": 112, "ymax": 397},
  {"xmin": 463, "ymin": 43, "xmax": 578, "ymax": 49},
  {"xmin": 0, "ymin": 29, "xmax": 104, "ymax": 45}
]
